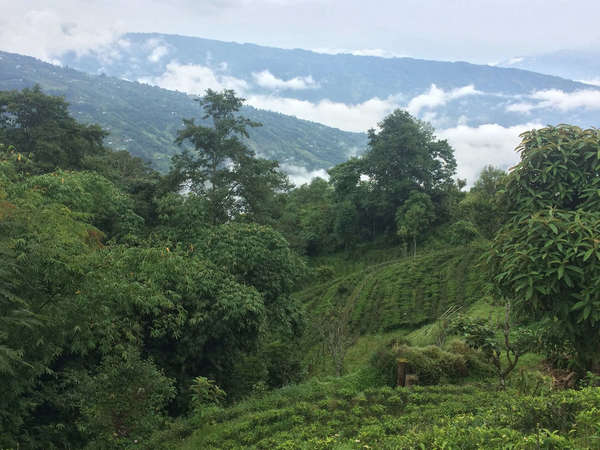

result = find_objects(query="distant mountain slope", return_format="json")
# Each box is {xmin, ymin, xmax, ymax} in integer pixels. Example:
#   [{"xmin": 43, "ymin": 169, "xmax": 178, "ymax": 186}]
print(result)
[
  {"xmin": 57, "ymin": 33, "xmax": 600, "ymax": 130},
  {"xmin": 0, "ymin": 51, "xmax": 367, "ymax": 172},
  {"xmin": 500, "ymin": 49, "xmax": 600, "ymax": 85}
]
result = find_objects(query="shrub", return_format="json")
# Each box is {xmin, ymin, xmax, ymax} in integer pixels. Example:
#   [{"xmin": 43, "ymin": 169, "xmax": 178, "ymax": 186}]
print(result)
[{"xmin": 370, "ymin": 341, "xmax": 470, "ymax": 386}]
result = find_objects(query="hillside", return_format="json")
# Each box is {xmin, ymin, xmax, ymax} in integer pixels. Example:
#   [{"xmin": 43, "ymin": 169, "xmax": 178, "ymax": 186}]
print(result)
[
  {"xmin": 0, "ymin": 51, "xmax": 367, "ymax": 172},
  {"xmin": 58, "ymin": 32, "xmax": 600, "ymax": 129},
  {"xmin": 298, "ymin": 244, "xmax": 487, "ymax": 335}
]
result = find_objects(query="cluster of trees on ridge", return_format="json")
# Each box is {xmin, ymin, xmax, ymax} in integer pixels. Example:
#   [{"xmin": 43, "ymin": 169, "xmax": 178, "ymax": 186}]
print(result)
[{"xmin": 1, "ymin": 85, "xmax": 600, "ymax": 448}]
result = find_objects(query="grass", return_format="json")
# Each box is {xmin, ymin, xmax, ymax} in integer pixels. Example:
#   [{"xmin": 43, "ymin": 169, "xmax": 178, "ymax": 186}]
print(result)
[{"xmin": 150, "ymin": 372, "xmax": 600, "ymax": 449}]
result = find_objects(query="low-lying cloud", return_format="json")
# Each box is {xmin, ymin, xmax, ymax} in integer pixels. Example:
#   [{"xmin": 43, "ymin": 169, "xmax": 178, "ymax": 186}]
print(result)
[
  {"xmin": 280, "ymin": 163, "xmax": 329, "ymax": 186},
  {"xmin": 406, "ymin": 84, "xmax": 481, "ymax": 116},
  {"xmin": 252, "ymin": 70, "xmax": 318, "ymax": 90},
  {"xmin": 507, "ymin": 88, "xmax": 600, "ymax": 113},
  {"xmin": 139, "ymin": 62, "xmax": 249, "ymax": 94},
  {"xmin": 438, "ymin": 122, "xmax": 542, "ymax": 185},
  {"xmin": 247, "ymin": 94, "xmax": 400, "ymax": 132},
  {"xmin": 148, "ymin": 45, "xmax": 169, "ymax": 62}
]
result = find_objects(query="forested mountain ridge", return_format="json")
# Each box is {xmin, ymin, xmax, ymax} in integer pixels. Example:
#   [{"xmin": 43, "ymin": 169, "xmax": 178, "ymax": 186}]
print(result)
[
  {"xmin": 58, "ymin": 32, "xmax": 600, "ymax": 130},
  {"xmin": 0, "ymin": 50, "xmax": 367, "ymax": 172}
]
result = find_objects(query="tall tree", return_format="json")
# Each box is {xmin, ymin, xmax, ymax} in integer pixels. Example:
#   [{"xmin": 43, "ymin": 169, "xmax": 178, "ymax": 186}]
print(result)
[
  {"xmin": 171, "ymin": 89, "xmax": 288, "ymax": 224},
  {"xmin": 0, "ymin": 86, "xmax": 107, "ymax": 172},
  {"xmin": 364, "ymin": 110, "xmax": 456, "ymax": 212},
  {"xmin": 490, "ymin": 125, "xmax": 600, "ymax": 371}
]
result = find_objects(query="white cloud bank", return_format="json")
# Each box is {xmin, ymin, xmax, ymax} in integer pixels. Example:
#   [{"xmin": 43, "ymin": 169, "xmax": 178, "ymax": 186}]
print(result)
[
  {"xmin": 507, "ymin": 88, "xmax": 600, "ymax": 113},
  {"xmin": 252, "ymin": 70, "xmax": 318, "ymax": 90},
  {"xmin": 247, "ymin": 94, "xmax": 400, "ymax": 132},
  {"xmin": 439, "ymin": 122, "xmax": 542, "ymax": 185},
  {"xmin": 138, "ymin": 62, "xmax": 249, "ymax": 94},
  {"xmin": 406, "ymin": 84, "xmax": 481, "ymax": 116}
]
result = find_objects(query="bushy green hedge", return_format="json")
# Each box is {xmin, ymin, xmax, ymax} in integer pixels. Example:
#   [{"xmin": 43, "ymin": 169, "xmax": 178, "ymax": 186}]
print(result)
[{"xmin": 370, "ymin": 340, "xmax": 493, "ymax": 386}]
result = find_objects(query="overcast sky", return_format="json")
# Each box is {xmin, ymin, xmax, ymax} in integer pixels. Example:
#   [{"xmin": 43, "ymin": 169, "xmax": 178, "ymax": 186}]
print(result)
[{"xmin": 1, "ymin": 0, "xmax": 599, "ymax": 64}]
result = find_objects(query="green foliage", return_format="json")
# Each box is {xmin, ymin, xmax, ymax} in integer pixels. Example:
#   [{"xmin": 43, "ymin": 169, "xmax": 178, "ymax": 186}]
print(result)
[
  {"xmin": 450, "ymin": 304, "xmax": 535, "ymax": 388},
  {"xmin": 447, "ymin": 219, "xmax": 480, "ymax": 245},
  {"xmin": 298, "ymin": 245, "xmax": 488, "ymax": 339},
  {"xmin": 491, "ymin": 125, "xmax": 600, "ymax": 370},
  {"xmin": 278, "ymin": 177, "xmax": 336, "ymax": 255},
  {"xmin": 190, "ymin": 377, "xmax": 226, "ymax": 412},
  {"xmin": 79, "ymin": 350, "xmax": 175, "ymax": 448},
  {"xmin": 22, "ymin": 169, "xmax": 144, "ymax": 240},
  {"xmin": 395, "ymin": 191, "xmax": 436, "ymax": 255},
  {"xmin": 160, "ymin": 375, "xmax": 600, "ymax": 449},
  {"xmin": 171, "ymin": 89, "xmax": 289, "ymax": 225},
  {"xmin": 0, "ymin": 85, "xmax": 107, "ymax": 172},
  {"xmin": 504, "ymin": 125, "xmax": 600, "ymax": 213},
  {"xmin": 194, "ymin": 222, "xmax": 307, "ymax": 323},
  {"xmin": 370, "ymin": 341, "xmax": 484, "ymax": 386},
  {"xmin": 364, "ymin": 110, "xmax": 456, "ymax": 233}
]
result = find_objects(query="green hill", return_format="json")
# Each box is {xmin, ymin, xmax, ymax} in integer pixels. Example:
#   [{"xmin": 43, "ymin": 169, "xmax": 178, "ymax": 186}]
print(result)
[
  {"xmin": 0, "ymin": 51, "xmax": 367, "ymax": 172},
  {"xmin": 298, "ymin": 244, "xmax": 488, "ymax": 335}
]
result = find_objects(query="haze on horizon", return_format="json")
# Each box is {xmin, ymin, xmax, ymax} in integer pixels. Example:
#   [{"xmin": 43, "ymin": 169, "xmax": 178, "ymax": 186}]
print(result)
[{"xmin": 1, "ymin": 0, "xmax": 599, "ymax": 65}]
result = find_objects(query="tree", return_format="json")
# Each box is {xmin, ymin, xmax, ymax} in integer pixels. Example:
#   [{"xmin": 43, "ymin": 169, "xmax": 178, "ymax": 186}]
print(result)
[
  {"xmin": 450, "ymin": 302, "xmax": 534, "ymax": 389},
  {"xmin": 0, "ymin": 86, "xmax": 107, "ymax": 172},
  {"xmin": 395, "ymin": 191, "xmax": 435, "ymax": 257},
  {"xmin": 363, "ymin": 110, "xmax": 456, "ymax": 232},
  {"xmin": 171, "ymin": 89, "xmax": 288, "ymax": 224},
  {"xmin": 490, "ymin": 125, "xmax": 600, "ymax": 371},
  {"xmin": 457, "ymin": 166, "xmax": 506, "ymax": 239}
]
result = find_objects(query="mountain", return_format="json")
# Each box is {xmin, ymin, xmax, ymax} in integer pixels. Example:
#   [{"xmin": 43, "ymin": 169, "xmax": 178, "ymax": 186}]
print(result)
[
  {"xmin": 499, "ymin": 48, "xmax": 600, "ymax": 86},
  {"xmin": 0, "ymin": 51, "xmax": 367, "ymax": 173},
  {"xmin": 57, "ymin": 33, "xmax": 600, "ymax": 131}
]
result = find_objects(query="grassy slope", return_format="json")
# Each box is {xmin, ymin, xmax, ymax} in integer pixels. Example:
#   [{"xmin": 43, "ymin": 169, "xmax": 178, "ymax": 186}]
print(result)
[
  {"xmin": 157, "ymin": 375, "xmax": 600, "ymax": 449},
  {"xmin": 155, "ymin": 242, "xmax": 599, "ymax": 449}
]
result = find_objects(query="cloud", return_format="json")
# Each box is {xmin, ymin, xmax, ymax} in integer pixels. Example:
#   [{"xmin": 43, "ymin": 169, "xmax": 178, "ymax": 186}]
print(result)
[
  {"xmin": 578, "ymin": 78, "xmax": 600, "ymax": 87},
  {"xmin": 507, "ymin": 88, "xmax": 600, "ymax": 113},
  {"xmin": 246, "ymin": 94, "xmax": 400, "ymax": 132},
  {"xmin": 148, "ymin": 45, "xmax": 169, "ymax": 62},
  {"xmin": 312, "ymin": 47, "xmax": 407, "ymax": 58},
  {"xmin": 0, "ymin": 7, "xmax": 124, "ymax": 63},
  {"xmin": 138, "ymin": 62, "xmax": 249, "ymax": 94},
  {"xmin": 438, "ymin": 122, "xmax": 542, "ymax": 185},
  {"xmin": 252, "ymin": 70, "xmax": 318, "ymax": 90},
  {"xmin": 406, "ymin": 84, "xmax": 481, "ymax": 116},
  {"xmin": 280, "ymin": 163, "xmax": 329, "ymax": 186},
  {"xmin": 504, "ymin": 56, "xmax": 524, "ymax": 65}
]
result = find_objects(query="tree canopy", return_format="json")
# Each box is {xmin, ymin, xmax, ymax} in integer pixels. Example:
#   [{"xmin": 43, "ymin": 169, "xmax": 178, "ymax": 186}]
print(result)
[{"xmin": 490, "ymin": 125, "xmax": 600, "ymax": 370}]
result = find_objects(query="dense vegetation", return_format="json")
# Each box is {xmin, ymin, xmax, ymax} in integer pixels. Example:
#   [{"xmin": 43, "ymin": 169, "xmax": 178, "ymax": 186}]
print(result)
[{"xmin": 1, "ymin": 86, "xmax": 599, "ymax": 449}]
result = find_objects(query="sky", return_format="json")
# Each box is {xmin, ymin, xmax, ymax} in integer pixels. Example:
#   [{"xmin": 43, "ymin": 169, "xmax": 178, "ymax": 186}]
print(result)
[
  {"xmin": 2, "ymin": 0, "xmax": 599, "ymax": 65},
  {"xmin": 1, "ymin": 0, "xmax": 599, "ymax": 184}
]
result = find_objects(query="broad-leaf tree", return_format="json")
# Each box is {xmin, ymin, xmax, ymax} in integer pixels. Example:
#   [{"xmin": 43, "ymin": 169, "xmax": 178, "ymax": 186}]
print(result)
[
  {"xmin": 0, "ymin": 86, "xmax": 107, "ymax": 172},
  {"xmin": 171, "ymin": 89, "xmax": 288, "ymax": 224},
  {"xmin": 490, "ymin": 125, "xmax": 600, "ymax": 370}
]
